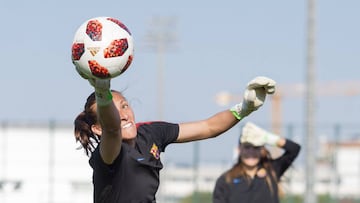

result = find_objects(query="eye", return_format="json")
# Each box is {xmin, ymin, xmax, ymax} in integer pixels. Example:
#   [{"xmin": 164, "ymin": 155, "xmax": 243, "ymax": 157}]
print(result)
[{"xmin": 121, "ymin": 103, "xmax": 129, "ymax": 109}]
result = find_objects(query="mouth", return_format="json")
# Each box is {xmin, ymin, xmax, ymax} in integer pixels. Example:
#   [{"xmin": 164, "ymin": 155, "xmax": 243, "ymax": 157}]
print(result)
[{"xmin": 122, "ymin": 122, "xmax": 133, "ymax": 129}]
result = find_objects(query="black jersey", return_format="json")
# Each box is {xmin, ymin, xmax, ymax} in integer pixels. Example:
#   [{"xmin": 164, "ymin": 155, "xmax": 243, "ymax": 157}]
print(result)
[
  {"xmin": 213, "ymin": 139, "xmax": 301, "ymax": 203},
  {"xmin": 89, "ymin": 121, "xmax": 179, "ymax": 203}
]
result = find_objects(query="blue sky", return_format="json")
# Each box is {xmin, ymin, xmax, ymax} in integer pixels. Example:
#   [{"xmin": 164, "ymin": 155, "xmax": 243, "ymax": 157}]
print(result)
[{"xmin": 1, "ymin": 0, "xmax": 360, "ymax": 164}]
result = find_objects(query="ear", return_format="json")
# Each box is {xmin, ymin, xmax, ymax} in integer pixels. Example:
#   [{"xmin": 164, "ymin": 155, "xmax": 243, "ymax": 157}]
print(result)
[
  {"xmin": 234, "ymin": 146, "xmax": 241, "ymax": 158},
  {"xmin": 236, "ymin": 146, "xmax": 241, "ymax": 155},
  {"xmin": 91, "ymin": 124, "xmax": 102, "ymax": 136}
]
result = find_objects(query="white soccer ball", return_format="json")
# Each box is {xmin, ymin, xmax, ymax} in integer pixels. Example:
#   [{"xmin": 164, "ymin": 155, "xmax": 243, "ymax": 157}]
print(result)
[{"xmin": 71, "ymin": 17, "xmax": 134, "ymax": 79}]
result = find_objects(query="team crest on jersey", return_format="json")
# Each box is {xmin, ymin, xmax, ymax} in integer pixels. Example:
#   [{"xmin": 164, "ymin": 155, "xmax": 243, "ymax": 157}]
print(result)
[{"xmin": 150, "ymin": 143, "xmax": 160, "ymax": 159}]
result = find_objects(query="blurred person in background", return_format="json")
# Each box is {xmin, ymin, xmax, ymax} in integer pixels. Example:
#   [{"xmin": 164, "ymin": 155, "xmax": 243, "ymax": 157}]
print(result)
[
  {"xmin": 73, "ymin": 76, "xmax": 276, "ymax": 203},
  {"xmin": 213, "ymin": 122, "xmax": 301, "ymax": 203}
]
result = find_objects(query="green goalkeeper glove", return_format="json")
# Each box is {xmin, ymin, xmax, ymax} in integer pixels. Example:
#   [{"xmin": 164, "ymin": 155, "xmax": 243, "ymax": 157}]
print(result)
[
  {"xmin": 230, "ymin": 76, "xmax": 276, "ymax": 120},
  {"xmin": 88, "ymin": 78, "xmax": 113, "ymax": 107},
  {"xmin": 241, "ymin": 122, "xmax": 280, "ymax": 146}
]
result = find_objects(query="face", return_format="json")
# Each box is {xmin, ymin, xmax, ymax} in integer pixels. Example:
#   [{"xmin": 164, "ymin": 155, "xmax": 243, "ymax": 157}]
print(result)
[
  {"xmin": 241, "ymin": 156, "xmax": 260, "ymax": 167},
  {"xmin": 112, "ymin": 92, "xmax": 137, "ymax": 141},
  {"xmin": 91, "ymin": 92, "xmax": 137, "ymax": 141},
  {"xmin": 239, "ymin": 144, "xmax": 261, "ymax": 167}
]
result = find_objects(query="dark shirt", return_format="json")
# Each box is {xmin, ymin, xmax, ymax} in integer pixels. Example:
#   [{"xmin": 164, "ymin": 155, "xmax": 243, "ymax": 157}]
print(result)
[
  {"xmin": 89, "ymin": 121, "xmax": 179, "ymax": 203},
  {"xmin": 213, "ymin": 139, "xmax": 301, "ymax": 203}
]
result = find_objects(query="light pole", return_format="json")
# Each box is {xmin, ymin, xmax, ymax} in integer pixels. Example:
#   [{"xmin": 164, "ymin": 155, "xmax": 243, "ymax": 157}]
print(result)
[
  {"xmin": 144, "ymin": 16, "xmax": 178, "ymax": 202},
  {"xmin": 304, "ymin": 0, "xmax": 317, "ymax": 202},
  {"xmin": 143, "ymin": 16, "xmax": 178, "ymax": 120}
]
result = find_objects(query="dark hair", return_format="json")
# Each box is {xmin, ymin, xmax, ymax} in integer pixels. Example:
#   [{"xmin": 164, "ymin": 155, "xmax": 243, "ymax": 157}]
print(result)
[{"xmin": 73, "ymin": 90, "xmax": 121, "ymax": 156}]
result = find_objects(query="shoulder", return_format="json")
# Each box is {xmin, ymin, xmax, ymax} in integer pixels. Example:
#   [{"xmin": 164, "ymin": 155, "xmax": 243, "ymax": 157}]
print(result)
[
  {"xmin": 136, "ymin": 121, "xmax": 180, "ymax": 149},
  {"xmin": 136, "ymin": 121, "xmax": 178, "ymax": 129},
  {"xmin": 89, "ymin": 145, "xmax": 124, "ymax": 172},
  {"xmin": 215, "ymin": 171, "xmax": 229, "ymax": 185},
  {"xmin": 136, "ymin": 121, "xmax": 179, "ymax": 137}
]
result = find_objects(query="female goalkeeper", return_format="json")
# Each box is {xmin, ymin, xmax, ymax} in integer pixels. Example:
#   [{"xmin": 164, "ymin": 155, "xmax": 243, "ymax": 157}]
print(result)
[
  {"xmin": 213, "ymin": 122, "xmax": 301, "ymax": 203},
  {"xmin": 74, "ymin": 76, "xmax": 276, "ymax": 203}
]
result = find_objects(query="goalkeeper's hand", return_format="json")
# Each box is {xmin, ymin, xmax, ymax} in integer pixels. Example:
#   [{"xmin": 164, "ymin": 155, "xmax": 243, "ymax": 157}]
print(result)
[
  {"xmin": 230, "ymin": 76, "xmax": 276, "ymax": 120},
  {"xmin": 88, "ymin": 78, "xmax": 113, "ymax": 106},
  {"xmin": 241, "ymin": 122, "xmax": 280, "ymax": 146}
]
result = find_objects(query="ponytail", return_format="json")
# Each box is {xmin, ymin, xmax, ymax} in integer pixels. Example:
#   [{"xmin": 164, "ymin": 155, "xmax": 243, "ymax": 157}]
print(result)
[{"xmin": 73, "ymin": 92, "xmax": 99, "ymax": 156}]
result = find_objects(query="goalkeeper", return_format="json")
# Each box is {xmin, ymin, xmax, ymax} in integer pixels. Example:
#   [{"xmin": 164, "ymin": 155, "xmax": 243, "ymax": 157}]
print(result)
[
  {"xmin": 74, "ymin": 76, "xmax": 276, "ymax": 203},
  {"xmin": 213, "ymin": 122, "xmax": 301, "ymax": 203}
]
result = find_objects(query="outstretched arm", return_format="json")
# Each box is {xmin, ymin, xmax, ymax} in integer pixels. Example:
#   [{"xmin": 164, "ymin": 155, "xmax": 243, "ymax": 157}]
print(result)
[
  {"xmin": 177, "ymin": 110, "xmax": 239, "ymax": 142},
  {"xmin": 176, "ymin": 76, "xmax": 276, "ymax": 143},
  {"xmin": 90, "ymin": 79, "xmax": 122, "ymax": 164}
]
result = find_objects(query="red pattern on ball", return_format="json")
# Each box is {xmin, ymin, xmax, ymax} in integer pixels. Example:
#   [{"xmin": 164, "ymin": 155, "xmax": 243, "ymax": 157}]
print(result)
[
  {"xmin": 106, "ymin": 18, "xmax": 132, "ymax": 35},
  {"xmin": 86, "ymin": 20, "xmax": 102, "ymax": 41},
  {"xmin": 71, "ymin": 43, "xmax": 85, "ymax": 60},
  {"xmin": 104, "ymin": 39, "xmax": 128, "ymax": 58},
  {"xmin": 88, "ymin": 60, "xmax": 110, "ymax": 78}
]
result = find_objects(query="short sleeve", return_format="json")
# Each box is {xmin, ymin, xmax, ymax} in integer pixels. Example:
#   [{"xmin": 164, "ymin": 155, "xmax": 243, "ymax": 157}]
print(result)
[{"xmin": 136, "ymin": 121, "xmax": 179, "ymax": 152}]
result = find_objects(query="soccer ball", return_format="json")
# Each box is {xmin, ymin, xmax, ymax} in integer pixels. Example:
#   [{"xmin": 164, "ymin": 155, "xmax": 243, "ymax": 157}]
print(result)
[{"xmin": 71, "ymin": 17, "xmax": 134, "ymax": 79}]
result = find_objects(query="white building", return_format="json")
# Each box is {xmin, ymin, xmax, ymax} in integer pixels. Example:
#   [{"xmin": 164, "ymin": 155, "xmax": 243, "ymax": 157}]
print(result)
[{"xmin": 0, "ymin": 123, "xmax": 92, "ymax": 203}]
